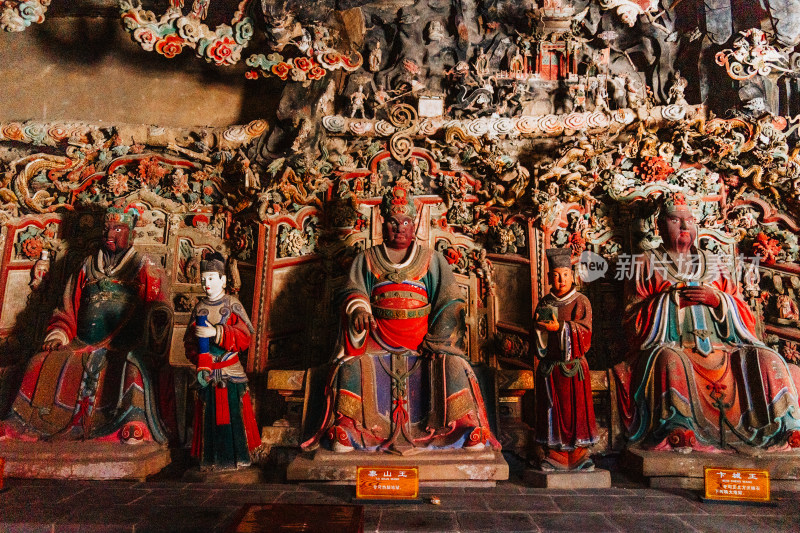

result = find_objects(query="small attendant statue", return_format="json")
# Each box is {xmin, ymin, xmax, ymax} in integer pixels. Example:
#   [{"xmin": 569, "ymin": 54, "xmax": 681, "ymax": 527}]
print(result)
[
  {"xmin": 184, "ymin": 252, "xmax": 261, "ymax": 469},
  {"xmin": 533, "ymin": 248, "xmax": 598, "ymax": 470}
]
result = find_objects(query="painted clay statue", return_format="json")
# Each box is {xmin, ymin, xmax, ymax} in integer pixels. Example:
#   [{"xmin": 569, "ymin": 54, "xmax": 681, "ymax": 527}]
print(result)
[
  {"xmin": 615, "ymin": 192, "xmax": 800, "ymax": 450},
  {"xmin": 303, "ymin": 184, "xmax": 500, "ymax": 453},
  {"xmin": 533, "ymin": 248, "xmax": 598, "ymax": 470},
  {"xmin": 184, "ymin": 252, "xmax": 260, "ymax": 469},
  {"xmin": 2, "ymin": 205, "xmax": 172, "ymax": 443}
]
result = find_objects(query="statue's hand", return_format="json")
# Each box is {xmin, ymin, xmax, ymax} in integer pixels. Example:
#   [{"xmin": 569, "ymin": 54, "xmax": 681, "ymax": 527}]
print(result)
[
  {"xmin": 42, "ymin": 338, "xmax": 64, "ymax": 351},
  {"xmin": 536, "ymin": 319, "xmax": 560, "ymax": 332},
  {"xmin": 352, "ymin": 309, "xmax": 376, "ymax": 333},
  {"xmin": 680, "ymin": 286, "xmax": 720, "ymax": 308},
  {"xmin": 195, "ymin": 324, "xmax": 217, "ymax": 338}
]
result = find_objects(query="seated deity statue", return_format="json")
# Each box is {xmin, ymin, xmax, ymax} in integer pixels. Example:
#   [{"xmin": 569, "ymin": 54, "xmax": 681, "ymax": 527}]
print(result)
[
  {"xmin": 184, "ymin": 252, "xmax": 261, "ymax": 469},
  {"xmin": 533, "ymin": 248, "xmax": 598, "ymax": 470},
  {"xmin": 615, "ymin": 192, "xmax": 800, "ymax": 450},
  {"xmin": 302, "ymin": 185, "xmax": 500, "ymax": 453},
  {"xmin": 0, "ymin": 205, "xmax": 173, "ymax": 444}
]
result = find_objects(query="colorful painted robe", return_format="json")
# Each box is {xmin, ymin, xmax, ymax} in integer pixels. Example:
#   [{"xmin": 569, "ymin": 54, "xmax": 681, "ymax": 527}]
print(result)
[
  {"xmin": 6, "ymin": 248, "xmax": 169, "ymax": 442},
  {"xmin": 184, "ymin": 294, "xmax": 260, "ymax": 468},
  {"xmin": 305, "ymin": 243, "xmax": 500, "ymax": 452},
  {"xmin": 615, "ymin": 248, "xmax": 800, "ymax": 448},
  {"xmin": 533, "ymin": 290, "xmax": 598, "ymax": 450}
]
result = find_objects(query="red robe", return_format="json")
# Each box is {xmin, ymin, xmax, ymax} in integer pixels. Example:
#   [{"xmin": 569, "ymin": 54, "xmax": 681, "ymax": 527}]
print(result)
[{"xmin": 533, "ymin": 289, "xmax": 598, "ymax": 450}]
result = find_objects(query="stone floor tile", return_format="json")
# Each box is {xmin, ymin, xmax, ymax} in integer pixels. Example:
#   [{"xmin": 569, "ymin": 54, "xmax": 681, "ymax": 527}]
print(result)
[
  {"xmin": 378, "ymin": 510, "xmax": 458, "ymax": 533},
  {"xmin": 202, "ymin": 489, "xmax": 284, "ymax": 506},
  {"xmin": 619, "ymin": 495, "xmax": 708, "ymax": 514},
  {"xmin": 457, "ymin": 511, "xmax": 539, "ymax": 532},
  {"xmin": 56, "ymin": 505, "xmax": 145, "ymax": 526},
  {"xmin": 552, "ymin": 495, "xmax": 633, "ymax": 513},
  {"xmin": 530, "ymin": 512, "xmax": 620, "ymax": 533},
  {"xmin": 54, "ymin": 525, "xmax": 135, "ymax": 533},
  {"xmin": 129, "ymin": 487, "xmax": 214, "ymax": 506},
  {"xmin": 572, "ymin": 488, "xmax": 635, "ymax": 496},
  {"xmin": 361, "ymin": 507, "xmax": 382, "ymax": 533},
  {"xmin": 60, "ymin": 488, "xmax": 153, "ymax": 507},
  {"xmin": 0, "ymin": 524, "xmax": 56, "ymax": 533},
  {"xmin": 752, "ymin": 514, "xmax": 800, "ymax": 532},
  {"xmin": 605, "ymin": 513, "xmax": 700, "ymax": 532},
  {"xmin": 2, "ymin": 486, "xmax": 88, "ymax": 506},
  {"xmin": 485, "ymin": 494, "xmax": 558, "ymax": 512},
  {"xmin": 696, "ymin": 500, "xmax": 789, "ymax": 516},
  {"xmin": 1, "ymin": 505, "xmax": 70, "ymax": 525},
  {"xmin": 676, "ymin": 514, "xmax": 767, "ymax": 533},
  {"xmin": 421, "ymin": 493, "xmax": 490, "ymax": 511},
  {"xmin": 272, "ymin": 491, "xmax": 350, "ymax": 505},
  {"xmin": 419, "ymin": 486, "xmax": 467, "ymax": 495}
]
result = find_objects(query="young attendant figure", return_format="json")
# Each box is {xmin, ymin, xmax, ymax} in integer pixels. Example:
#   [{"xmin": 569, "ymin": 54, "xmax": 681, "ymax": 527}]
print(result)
[
  {"xmin": 533, "ymin": 248, "xmax": 598, "ymax": 470},
  {"xmin": 185, "ymin": 252, "xmax": 261, "ymax": 469}
]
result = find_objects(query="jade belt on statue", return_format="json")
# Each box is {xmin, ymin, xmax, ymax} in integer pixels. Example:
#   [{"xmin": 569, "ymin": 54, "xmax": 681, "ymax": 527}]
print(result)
[{"xmin": 372, "ymin": 304, "xmax": 431, "ymax": 319}]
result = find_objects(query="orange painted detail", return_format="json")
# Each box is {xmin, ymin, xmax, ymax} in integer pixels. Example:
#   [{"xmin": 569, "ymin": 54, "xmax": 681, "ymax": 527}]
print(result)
[
  {"xmin": 356, "ymin": 466, "xmax": 419, "ymax": 500},
  {"xmin": 704, "ymin": 467, "xmax": 770, "ymax": 502}
]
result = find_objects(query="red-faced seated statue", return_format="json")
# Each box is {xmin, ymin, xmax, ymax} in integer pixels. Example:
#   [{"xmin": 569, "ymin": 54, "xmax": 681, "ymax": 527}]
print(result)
[
  {"xmin": 1, "ymin": 205, "xmax": 173, "ymax": 444},
  {"xmin": 302, "ymin": 184, "xmax": 500, "ymax": 453}
]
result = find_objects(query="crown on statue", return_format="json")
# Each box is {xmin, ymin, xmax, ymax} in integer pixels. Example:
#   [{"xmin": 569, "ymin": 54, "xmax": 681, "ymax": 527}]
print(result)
[
  {"xmin": 380, "ymin": 178, "xmax": 416, "ymax": 219},
  {"xmin": 662, "ymin": 191, "xmax": 693, "ymax": 213},
  {"xmin": 105, "ymin": 203, "xmax": 142, "ymax": 229}
]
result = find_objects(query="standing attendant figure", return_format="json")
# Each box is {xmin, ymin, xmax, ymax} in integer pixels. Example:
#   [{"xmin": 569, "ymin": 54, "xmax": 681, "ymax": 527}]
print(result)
[
  {"xmin": 533, "ymin": 248, "xmax": 598, "ymax": 470},
  {"xmin": 185, "ymin": 252, "xmax": 261, "ymax": 469}
]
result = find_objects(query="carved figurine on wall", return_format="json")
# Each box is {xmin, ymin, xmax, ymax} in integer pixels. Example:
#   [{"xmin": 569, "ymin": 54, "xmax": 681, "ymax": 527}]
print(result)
[
  {"xmin": 615, "ymin": 192, "xmax": 800, "ymax": 450},
  {"xmin": 184, "ymin": 252, "xmax": 260, "ymax": 469},
  {"xmin": 302, "ymin": 185, "xmax": 501, "ymax": 453},
  {"xmin": 1, "ymin": 205, "xmax": 173, "ymax": 443},
  {"xmin": 532, "ymin": 248, "xmax": 598, "ymax": 470},
  {"xmin": 777, "ymin": 294, "xmax": 800, "ymax": 322}
]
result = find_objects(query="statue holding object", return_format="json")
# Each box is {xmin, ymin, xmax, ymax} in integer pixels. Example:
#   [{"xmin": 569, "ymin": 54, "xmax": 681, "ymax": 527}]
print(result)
[
  {"xmin": 532, "ymin": 248, "xmax": 598, "ymax": 470},
  {"xmin": 303, "ymin": 184, "xmax": 500, "ymax": 453},
  {"xmin": 615, "ymin": 192, "xmax": 800, "ymax": 450},
  {"xmin": 2, "ymin": 205, "xmax": 173, "ymax": 443},
  {"xmin": 184, "ymin": 252, "xmax": 261, "ymax": 469}
]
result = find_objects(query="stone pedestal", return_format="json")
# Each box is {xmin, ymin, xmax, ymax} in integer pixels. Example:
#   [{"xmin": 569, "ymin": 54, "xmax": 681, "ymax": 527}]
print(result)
[
  {"xmin": 287, "ymin": 448, "xmax": 509, "ymax": 484},
  {"xmin": 183, "ymin": 465, "xmax": 264, "ymax": 483},
  {"xmin": 523, "ymin": 468, "xmax": 611, "ymax": 489},
  {"xmin": 0, "ymin": 440, "xmax": 171, "ymax": 480},
  {"xmin": 623, "ymin": 446, "xmax": 800, "ymax": 491}
]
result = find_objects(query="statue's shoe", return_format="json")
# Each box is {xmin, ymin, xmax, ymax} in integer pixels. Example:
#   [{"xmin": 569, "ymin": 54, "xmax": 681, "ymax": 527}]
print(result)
[
  {"xmin": 328, "ymin": 424, "xmax": 355, "ymax": 453},
  {"xmin": 788, "ymin": 430, "xmax": 800, "ymax": 448}
]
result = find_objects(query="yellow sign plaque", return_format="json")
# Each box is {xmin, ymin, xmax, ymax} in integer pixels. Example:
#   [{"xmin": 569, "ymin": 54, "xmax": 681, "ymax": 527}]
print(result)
[
  {"xmin": 704, "ymin": 467, "xmax": 770, "ymax": 502},
  {"xmin": 356, "ymin": 466, "xmax": 420, "ymax": 500}
]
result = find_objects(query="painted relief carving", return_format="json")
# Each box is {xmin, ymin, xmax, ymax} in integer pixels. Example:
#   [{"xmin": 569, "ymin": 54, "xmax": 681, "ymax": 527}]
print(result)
[
  {"xmin": 0, "ymin": 0, "xmax": 49, "ymax": 32},
  {"xmin": 5, "ymin": 0, "xmax": 800, "ymax": 479}
]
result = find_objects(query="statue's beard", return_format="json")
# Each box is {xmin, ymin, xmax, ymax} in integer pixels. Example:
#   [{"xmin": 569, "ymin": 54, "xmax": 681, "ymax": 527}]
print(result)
[{"xmin": 102, "ymin": 246, "xmax": 129, "ymax": 268}]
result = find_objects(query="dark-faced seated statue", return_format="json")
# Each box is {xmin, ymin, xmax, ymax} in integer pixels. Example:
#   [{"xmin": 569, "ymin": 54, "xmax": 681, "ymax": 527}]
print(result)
[
  {"xmin": 303, "ymin": 185, "xmax": 500, "ymax": 453},
  {"xmin": 1, "ymin": 205, "xmax": 173, "ymax": 443}
]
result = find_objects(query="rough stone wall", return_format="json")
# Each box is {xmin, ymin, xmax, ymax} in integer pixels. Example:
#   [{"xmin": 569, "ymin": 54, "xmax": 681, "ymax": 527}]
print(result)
[{"xmin": 0, "ymin": 16, "xmax": 278, "ymax": 126}]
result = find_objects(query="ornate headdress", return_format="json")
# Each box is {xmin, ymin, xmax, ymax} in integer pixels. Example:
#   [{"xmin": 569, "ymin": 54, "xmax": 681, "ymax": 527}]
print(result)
[
  {"xmin": 545, "ymin": 248, "xmax": 572, "ymax": 270},
  {"xmin": 661, "ymin": 191, "xmax": 699, "ymax": 215},
  {"xmin": 380, "ymin": 180, "xmax": 416, "ymax": 219},
  {"xmin": 105, "ymin": 203, "xmax": 142, "ymax": 230},
  {"xmin": 200, "ymin": 251, "xmax": 226, "ymax": 276}
]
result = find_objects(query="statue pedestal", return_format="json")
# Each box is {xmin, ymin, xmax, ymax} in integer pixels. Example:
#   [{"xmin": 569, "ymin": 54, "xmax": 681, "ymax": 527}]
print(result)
[
  {"xmin": 624, "ymin": 446, "xmax": 800, "ymax": 491},
  {"xmin": 0, "ymin": 439, "xmax": 171, "ymax": 480},
  {"xmin": 287, "ymin": 448, "xmax": 509, "ymax": 484},
  {"xmin": 184, "ymin": 465, "xmax": 264, "ymax": 483},
  {"xmin": 523, "ymin": 468, "xmax": 611, "ymax": 489}
]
